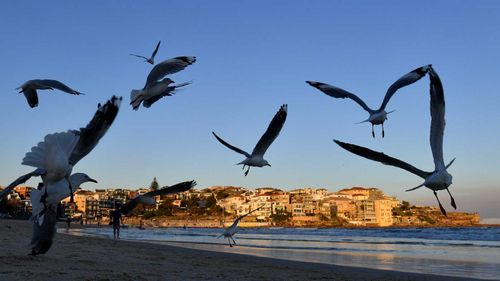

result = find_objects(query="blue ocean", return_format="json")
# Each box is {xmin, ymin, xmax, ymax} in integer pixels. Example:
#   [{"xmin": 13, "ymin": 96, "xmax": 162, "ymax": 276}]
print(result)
[{"xmin": 65, "ymin": 226, "xmax": 500, "ymax": 280}]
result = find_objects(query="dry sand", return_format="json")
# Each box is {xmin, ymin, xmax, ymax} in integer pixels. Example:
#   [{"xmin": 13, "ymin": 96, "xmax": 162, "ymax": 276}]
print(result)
[{"xmin": 0, "ymin": 219, "xmax": 479, "ymax": 281}]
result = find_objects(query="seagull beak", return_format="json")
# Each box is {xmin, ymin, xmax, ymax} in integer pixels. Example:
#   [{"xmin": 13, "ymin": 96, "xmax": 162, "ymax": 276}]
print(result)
[
  {"xmin": 267, "ymin": 164, "xmax": 272, "ymax": 167},
  {"xmin": 89, "ymin": 178, "xmax": 98, "ymax": 183}
]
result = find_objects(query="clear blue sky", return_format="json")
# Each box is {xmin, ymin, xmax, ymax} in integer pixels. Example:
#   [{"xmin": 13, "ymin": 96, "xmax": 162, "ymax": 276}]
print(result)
[{"xmin": 1, "ymin": 1, "xmax": 499, "ymax": 220}]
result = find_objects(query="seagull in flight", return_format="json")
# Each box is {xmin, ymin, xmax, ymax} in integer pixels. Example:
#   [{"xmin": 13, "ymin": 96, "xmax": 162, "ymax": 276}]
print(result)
[
  {"xmin": 212, "ymin": 104, "xmax": 288, "ymax": 176},
  {"xmin": 334, "ymin": 66, "xmax": 456, "ymax": 216},
  {"xmin": 16, "ymin": 79, "xmax": 84, "ymax": 108},
  {"xmin": 119, "ymin": 180, "xmax": 196, "ymax": 215},
  {"xmin": 306, "ymin": 65, "xmax": 431, "ymax": 138},
  {"xmin": 218, "ymin": 207, "xmax": 262, "ymax": 247},
  {"xmin": 130, "ymin": 56, "xmax": 196, "ymax": 110},
  {"xmin": 14, "ymin": 95, "xmax": 121, "ymax": 213},
  {"xmin": 130, "ymin": 41, "xmax": 161, "ymax": 65}
]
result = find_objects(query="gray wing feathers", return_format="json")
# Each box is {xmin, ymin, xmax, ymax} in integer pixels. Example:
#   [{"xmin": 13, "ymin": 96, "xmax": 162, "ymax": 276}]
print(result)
[
  {"xmin": 145, "ymin": 56, "xmax": 196, "ymax": 88},
  {"xmin": 146, "ymin": 180, "xmax": 196, "ymax": 197},
  {"xmin": 306, "ymin": 81, "xmax": 374, "ymax": 113},
  {"xmin": 251, "ymin": 104, "xmax": 288, "ymax": 157},
  {"xmin": 428, "ymin": 67, "xmax": 446, "ymax": 170},
  {"xmin": 212, "ymin": 132, "xmax": 251, "ymax": 157},
  {"xmin": 0, "ymin": 169, "xmax": 45, "ymax": 201},
  {"xmin": 379, "ymin": 65, "xmax": 431, "ymax": 111},
  {"xmin": 69, "ymin": 96, "xmax": 122, "ymax": 166},
  {"xmin": 35, "ymin": 79, "xmax": 84, "ymax": 95},
  {"xmin": 334, "ymin": 140, "xmax": 430, "ymax": 179}
]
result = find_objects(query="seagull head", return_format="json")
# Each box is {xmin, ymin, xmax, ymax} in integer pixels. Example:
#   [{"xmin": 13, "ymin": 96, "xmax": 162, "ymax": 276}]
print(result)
[
  {"xmin": 70, "ymin": 173, "xmax": 98, "ymax": 188},
  {"xmin": 264, "ymin": 160, "xmax": 271, "ymax": 167}
]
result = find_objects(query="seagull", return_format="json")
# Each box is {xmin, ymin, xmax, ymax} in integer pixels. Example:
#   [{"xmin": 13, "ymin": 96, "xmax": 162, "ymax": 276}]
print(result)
[
  {"xmin": 21, "ymin": 95, "xmax": 121, "ymax": 207},
  {"xmin": 130, "ymin": 40, "xmax": 161, "ymax": 65},
  {"xmin": 334, "ymin": 66, "xmax": 456, "ymax": 216},
  {"xmin": 130, "ymin": 56, "xmax": 196, "ymax": 110},
  {"xmin": 218, "ymin": 207, "xmax": 262, "ymax": 247},
  {"xmin": 16, "ymin": 79, "xmax": 84, "ymax": 108},
  {"xmin": 212, "ymin": 104, "xmax": 288, "ymax": 176},
  {"xmin": 119, "ymin": 180, "xmax": 196, "ymax": 215},
  {"xmin": 306, "ymin": 65, "xmax": 431, "ymax": 138},
  {"xmin": 29, "ymin": 173, "xmax": 97, "ymax": 256}
]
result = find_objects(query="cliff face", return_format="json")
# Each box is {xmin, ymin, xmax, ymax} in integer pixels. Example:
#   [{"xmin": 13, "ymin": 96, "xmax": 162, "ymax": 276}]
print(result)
[{"xmin": 393, "ymin": 209, "xmax": 481, "ymax": 227}]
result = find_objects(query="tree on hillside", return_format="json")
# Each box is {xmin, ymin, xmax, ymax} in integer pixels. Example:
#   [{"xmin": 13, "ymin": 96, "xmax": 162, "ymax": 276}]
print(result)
[{"xmin": 150, "ymin": 177, "xmax": 159, "ymax": 191}]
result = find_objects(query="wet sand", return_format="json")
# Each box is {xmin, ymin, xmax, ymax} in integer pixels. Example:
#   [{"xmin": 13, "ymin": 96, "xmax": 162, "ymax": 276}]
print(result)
[{"xmin": 0, "ymin": 219, "xmax": 480, "ymax": 281}]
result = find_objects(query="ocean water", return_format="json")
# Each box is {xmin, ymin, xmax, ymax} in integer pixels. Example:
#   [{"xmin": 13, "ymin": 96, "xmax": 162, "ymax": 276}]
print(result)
[{"xmin": 65, "ymin": 226, "xmax": 500, "ymax": 280}]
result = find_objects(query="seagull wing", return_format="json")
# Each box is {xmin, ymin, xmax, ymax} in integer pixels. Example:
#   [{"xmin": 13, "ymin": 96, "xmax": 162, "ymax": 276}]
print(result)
[
  {"xmin": 306, "ymin": 81, "xmax": 374, "ymax": 113},
  {"xmin": 130, "ymin": 54, "xmax": 149, "ymax": 60},
  {"xmin": 251, "ymin": 104, "xmax": 287, "ymax": 157},
  {"xmin": 334, "ymin": 140, "xmax": 430, "ymax": 179},
  {"xmin": 212, "ymin": 132, "xmax": 251, "ymax": 157},
  {"xmin": 35, "ymin": 79, "xmax": 84, "ymax": 95},
  {"xmin": 0, "ymin": 169, "xmax": 45, "ymax": 201},
  {"xmin": 145, "ymin": 180, "xmax": 196, "ymax": 197},
  {"xmin": 233, "ymin": 206, "xmax": 262, "ymax": 225},
  {"xmin": 68, "ymin": 96, "xmax": 122, "ymax": 166},
  {"xmin": 22, "ymin": 87, "xmax": 39, "ymax": 108},
  {"xmin": 150, "ymin": 41, "xmax": 161, "ymax": 59},
  {"xmin": 379, "ymin": 65, "xmax": 431, "ymax": 111},
  {"xmin": 428, "ymin": 66, "xmax": 446, "ymax": 170},
  {"xmin": 145, "ymin": 56, "xmax": 196, "ymax": 88}
]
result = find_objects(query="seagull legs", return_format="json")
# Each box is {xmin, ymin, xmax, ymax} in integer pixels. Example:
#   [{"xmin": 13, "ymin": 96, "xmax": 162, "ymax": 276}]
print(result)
[
  {"xmin": 371, "ymin": 124, "xmax": 375, "ymax": 138},
  {"xmin": 66, "ymin": 175, "xmax": 74, "ymax": 203},
  {"xmin": 227, "ymin": 237, "xmax": 233, "ymax": 247},
  {"xmin": 446, "ymin": 188, "xmax": 457, "ymax": 209},
  {"xmin": 382, "ymin": 123, "xmax": 385, "ymax": 138},
  {"xmin": 230, "ymin": 236, "xmax": 236, "ymax": 246},
  {"xmin": 433, "ymin": 190, "xmax": 447, "ymax": 216},
  {"xmin": 244, "ymin": 167, "xmax": 250, "ymax": 176}
]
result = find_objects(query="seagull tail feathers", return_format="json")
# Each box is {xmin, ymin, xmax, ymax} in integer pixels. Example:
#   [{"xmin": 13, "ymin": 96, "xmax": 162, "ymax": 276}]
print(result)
[{"xmin": 130, "ymin": 89, "xmax": 144, "ymax": 110}]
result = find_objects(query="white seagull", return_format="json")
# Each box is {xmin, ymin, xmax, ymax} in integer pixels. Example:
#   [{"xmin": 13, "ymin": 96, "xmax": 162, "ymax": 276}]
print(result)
[
  {"xmin": 306, "ymin": 65, "xmax": 431, "ymax": 138},
  {"xmin": 4, "ymin": 96, "xmax": 121, "ymax": 255},
  {"xmin": 130, "ymin": 40, "xmax": 161, "ymax": 65},
  {"xmin": 119, "ymin": 180, "xmax": 196, "ymax": 215},
  {"xmin": 212, "ymin": 104, "xmax": 288, "ymax": 176},
  {"xmin": 130, "ymin": 56, "xmax": 196, "ymax": 110},
  {"xmin": 334, "ymin": 66, "xmax": 456, "ymax": 216},
  {"xmin": 17, "ymin": 79, "xmax": 84, "ymax": 108},
  {"xmin": 218, "ymin": 207, "xmax": 262, "ymax": 247}
]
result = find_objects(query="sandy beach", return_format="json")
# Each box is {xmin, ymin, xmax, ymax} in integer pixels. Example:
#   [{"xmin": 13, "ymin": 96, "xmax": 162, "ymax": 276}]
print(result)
[{"xmin": 0, "ymin": 219, "xmax": 481, "ymax": 281}]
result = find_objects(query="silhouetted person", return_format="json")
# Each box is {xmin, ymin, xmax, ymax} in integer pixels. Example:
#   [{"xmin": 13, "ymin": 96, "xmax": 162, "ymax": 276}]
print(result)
[{"xmin": 110, "ymin": 207, "xmax": 123, "ymax": 239}]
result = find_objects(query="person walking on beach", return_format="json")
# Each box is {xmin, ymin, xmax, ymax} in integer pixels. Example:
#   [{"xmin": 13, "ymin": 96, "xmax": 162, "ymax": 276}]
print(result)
[{"xmin": 110, "ymin": 207, "xmax": 123, "ymax": 239}]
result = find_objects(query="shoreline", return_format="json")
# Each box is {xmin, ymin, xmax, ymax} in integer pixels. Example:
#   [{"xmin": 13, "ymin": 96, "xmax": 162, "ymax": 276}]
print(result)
[{"xmin": 0, "ymin": 219, "xmax": 486, "ymax": 281}]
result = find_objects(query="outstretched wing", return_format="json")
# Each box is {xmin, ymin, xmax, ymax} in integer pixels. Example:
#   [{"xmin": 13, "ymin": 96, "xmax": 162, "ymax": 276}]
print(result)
[
  {"xmin": 234, "ymin": 206, "xmax": 263, "ymax": 225},
  {"xmin": 379, "ymin": 65, "xmax": 431, "ymax": 111},
  {"xmin": 306, "ymin": 81, "xmax": 374, "ymax": 113},
  {"xmin": 428, "ymin": 66, "xmax": 446, "ymax": 170},
  {"xmin": 334, "ymin": 140, "xmax": 430, "ymax": 179},
  {"xmin": 130, "ymin": 54, "xmax": 149, "ymax": 60},
  {"xmin": 0, "ymin": 169, "xmax": 45, "ymax": 202},
  {"xmin": 251, "ymin": 104, "xmax": 287, "ymax": 157},
  {"xmin": 68, "ymin": 96, "xmax": 122, "ymax": 166},
  {"xmin": 34, "ymin": 79, "xmax": 84, "ymax": 95},
  {"xmin": 150, "ymin": 41, "xmax": 161, "ymax": 59},
  {"xmin": 146, "ymin": 180, "xmax": 196, "ymax": 197},
  {"xmin": 212, "ymin": 132, "xmax": 251, "ymax": 157},
  {"xmin": 145, "ymin": 56, "xmax": 196, "ymax": 88},
  {"xmin": 22, "ymin": 88, "xmax": 39, "ymax": 108}
]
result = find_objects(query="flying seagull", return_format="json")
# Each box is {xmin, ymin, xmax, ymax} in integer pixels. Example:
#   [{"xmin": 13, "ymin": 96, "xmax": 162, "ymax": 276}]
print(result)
[
  {"xmin": 212, "ymin": 104, "xmax": 288, "ymax": 176},
  {"xmin": 16, "ymin": 79, "xmax": 84, "ymax": 108},
  {"xmin": 306, "ymin": 65, "xmax": 431, "ymax": 138},
  {"xmin": 130, "ymin": 40, "xmax": 161, "ymax": 65},
  {"xmin": 21, "ymin": 95, "xmax": 121, "ymax": 206},
  {"xmin": 130, "ymin": 56, "xmax": 196, "ymax": 110},
  {"xmin": 334, "ymin": 66, "xmax": 456, "ymax": 216},
  {"xmin": 29, "ymin": 173, "xmax": 97, "ymax": 256},
  {"xmin": 119, "ymin": 180, "xmax": 196, "ymax": 215},
  {"xmin": 218, "ymin": 207, "xmax": 262, "ymax": 247}
]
